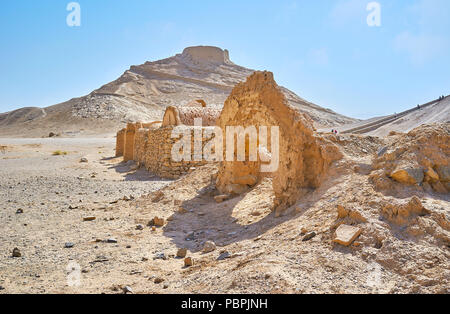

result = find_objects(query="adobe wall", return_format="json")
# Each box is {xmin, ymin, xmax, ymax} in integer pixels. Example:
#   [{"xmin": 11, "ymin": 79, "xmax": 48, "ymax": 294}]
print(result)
[
  {"xmin": 216, "ymin": 71, "xmax": 341, "ymax": 212},
  {"xmin": 123, "ymin": 123, "xmax": 139, "ymax": 162},
  {"xmin": 115, "ymin": 128, "xmax": 126, "ymax": 157},
  {"xmin": 133, "ymin": 125, "xmax": 215, "ymax": 179},
  {"xmin": 162, "ymin": 106, "xmax": 221, "ymax": 127}
]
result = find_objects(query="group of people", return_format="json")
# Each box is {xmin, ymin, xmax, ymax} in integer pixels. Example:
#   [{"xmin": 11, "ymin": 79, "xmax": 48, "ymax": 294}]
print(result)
[
  {"xmin": 331, "ymin": 129, "xmax": 338, "ymax": 135},
  {"xmin": 438, "ymin": 95, "xmax": 446, "ymax": 101}
]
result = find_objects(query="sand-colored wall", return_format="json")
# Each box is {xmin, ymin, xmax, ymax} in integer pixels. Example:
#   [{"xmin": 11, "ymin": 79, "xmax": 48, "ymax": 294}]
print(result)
[
  {"xmin": 123, "ymin": 123, "xmax": 138, "ymax": 162},
  {"xmin": 132, "ymin": 125, "xmax": 215, "ymax": 179},
  {"xmin": 162, "ymin": 106, "xmax": 220, "ymax": 127},
  {"xmin": 115, "ymin": 128, "xmax": 126, "ymax": 157},
  {"xmin": 216, "ymin": 71, "xmax": 341, "ymax": 212}
]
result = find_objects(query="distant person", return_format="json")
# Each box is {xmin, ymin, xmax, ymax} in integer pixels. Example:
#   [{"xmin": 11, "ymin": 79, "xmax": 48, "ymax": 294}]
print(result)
[
  {"xmin": 417, "ymin": 104, "xmax": 420, "ymax": 109},
  {"xmin": 331, "ymin": 129, "xmax": 334, "ymax": 134}
]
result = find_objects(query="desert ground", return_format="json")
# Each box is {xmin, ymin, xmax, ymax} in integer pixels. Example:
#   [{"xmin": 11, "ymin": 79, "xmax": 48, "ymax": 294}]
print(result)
[
  {"xmin": 0, "ymin": 48, "xmax": 448, "ymax": 295},
  {"xmin": 0, "ymin": 129, "xmax": 448, "ymax": 294}
]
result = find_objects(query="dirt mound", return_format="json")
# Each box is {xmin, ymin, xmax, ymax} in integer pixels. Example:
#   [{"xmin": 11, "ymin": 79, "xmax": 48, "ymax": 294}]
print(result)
[
  {"xmin": 370, "ymin": 123, "xmax": 450, "ymax": 193},
  {"xmin": 216, "ymin": 71, "xmax": 342, "ymax": 212}
]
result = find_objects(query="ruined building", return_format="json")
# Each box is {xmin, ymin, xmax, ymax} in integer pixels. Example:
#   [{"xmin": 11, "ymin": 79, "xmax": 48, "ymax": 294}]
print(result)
[
  {"xmin": 117, "ymin": 100, "xmax": 217, "ymax": 179},
  {"xmin": 215, "ymin": 71, "xmax": 341, "ymax": 211},
  {"xmin": 116, "ymin": 72, "xmax": 341, "ymax": 211}
]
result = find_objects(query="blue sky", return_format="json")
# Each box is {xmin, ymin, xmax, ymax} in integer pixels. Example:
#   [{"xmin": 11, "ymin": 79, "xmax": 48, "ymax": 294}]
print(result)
[{"xmin": 1, "ymin": 0, "xmax": 449, "ymax": 119}]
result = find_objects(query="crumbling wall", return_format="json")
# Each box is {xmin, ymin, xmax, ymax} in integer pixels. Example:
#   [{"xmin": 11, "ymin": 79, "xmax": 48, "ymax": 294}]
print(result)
[
  {"xmin": 123, "ymin": 123, "xmax": 139, "ymax": 162},
  {"xmin": 216, "ymin": 71, "xmax": 341, "ymax": 212},
  {"xmin": 115, "ymin": 128, "xmax": 126, "ymax": 157},
  {"xmin": 143, "ymin": 126, "xmax": 214, "ymax": 179},
  {"xmin": 142, "ymin": 121, "xmax": 162, "ymax": 129},
  {"xmin": 133, "ymin": 128, "xmax": 149, "ymax": 166},
  {"xmin": 186, "ymin": 99, "xmax": 207, "ymax": 108},
  {"xmin": 162, "ymin": 106, "xmax": 220, "ymax": 127}
]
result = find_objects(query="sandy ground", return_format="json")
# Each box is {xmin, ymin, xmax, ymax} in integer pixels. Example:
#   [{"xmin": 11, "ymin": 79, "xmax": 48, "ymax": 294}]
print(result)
[
  {"xmin": 0, "ymin": 135, "xmax": 448, "ymax": 294},
  {"xmin": 0, "ymin": 137, "xmax": 170, "ymax": 293}
]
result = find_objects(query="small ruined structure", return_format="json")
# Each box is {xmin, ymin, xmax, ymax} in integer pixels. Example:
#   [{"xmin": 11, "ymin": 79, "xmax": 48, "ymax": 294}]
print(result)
[
  {"xmin": 216, "ymin": 71, "xmax": 341, "ymax": 211},
  {"xmin": 117, "ymin": 103, "xmax": 216, "ymax": 179},
  {"xmin": 162, "ymin": 106, "xmax": 220, "ymax": 127},
  {"xmin": 116, "ymin": 73, "xmax": 340, "ymax": 210}
]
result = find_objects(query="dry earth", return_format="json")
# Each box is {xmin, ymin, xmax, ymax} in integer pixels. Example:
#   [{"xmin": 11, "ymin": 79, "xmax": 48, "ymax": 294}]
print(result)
[{"xmin": 0, "ymin": 130, "xmax": 448, "ymax": 294}]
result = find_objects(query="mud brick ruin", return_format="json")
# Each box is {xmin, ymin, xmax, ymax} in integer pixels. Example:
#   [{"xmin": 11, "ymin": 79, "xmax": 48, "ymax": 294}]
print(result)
[
  {"xmin": 115, "ymin": 71, "xmax": 343, "ymax": 211},
  {"xmin": 116, "ymin": 103, "xmax": 218, "ymax": 179},
  {"xmin": 215, "ymin": 71, "xmax": 341, "ymax": 212}
]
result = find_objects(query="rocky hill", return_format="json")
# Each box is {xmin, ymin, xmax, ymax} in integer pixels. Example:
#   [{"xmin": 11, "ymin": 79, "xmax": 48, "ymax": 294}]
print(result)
[{"xmin": 0, "ymin": 46, "xmax": 357, "ymax": 137}]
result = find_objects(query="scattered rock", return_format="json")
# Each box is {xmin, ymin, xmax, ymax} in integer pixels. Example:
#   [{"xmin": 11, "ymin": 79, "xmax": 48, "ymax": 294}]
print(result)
[
  {"xmin": 16, "ymin": 209, "xmax": 23, "ymax": 214},
  {"xmin": 48, "ymin": 132, "xmax": 56, "ymax": 138},
  {"xmin": 377, "ymin": 146, "xmax": 388, "ymax": 157},
  {"xmin": 177, "ymin": 248, "xmax": 187, "ymax": 258},
  {"xmin": 135, "ymin": 224, "xmax": 144, "ymax": 230},
  {"xmin": 333, "ymin": 224, "xmax": 362, "ymax": 246},
  {"xmin": 226, "ymin": 184, "xmax": 249, "ymax": 195},
  {"xmin": 233, "ymin": 175, "xmax": 258, "ymax": 186},
  {"xmin": 184, "ymin": 257, "xmax": 193, "ymax": 267},
  {"xmin": 152, "ymin": 191, "xmax": 164, "ymax": 203},
  {"xmin": 83, "ymin": 216, "xmax": 96, "ymax": 222},
  {"xmin": 431, "ymin": 181, "xmax": 447, "ymax": 194},
  {"xmin": 106, "ymin": 238, "xmax": 118, "ymax": 244},
  {"xmin": 64, "ymin": 242, "xmax": 75, "ymax": 249},
  {"xmin": 163, "ymin": 284, "xmax": 169, "ymax": 289},
  {"xmin": 80, "ymin": 157, "xmax": 88, "ymax": 163},
  {"xmin": 302, "ymin": 231, "xmax": 317, "ymax": 242},
  {"xmin": 202, "ymin": 241, "xmax": 216, "ymax": 253},
  {"xmin": 217, "ymin": 251, "xmax": 231, "ymax": 261},
  {"xmin": 154, "ymin": 277, "xmax": 165, "ymax": 284},
  {"xmin": 185, "ymin": 232, "xmax": 196, "ymax": 241},
  {"xmin": 391, "ymin": 168, "xmax": 424, "ymax": 185},
  {"xmin": 381, "ymin": 196, "xmax": 430, "ymax": 225},
  {"xmin": 149, "ymin": 217, "xmax": 165, "ymax": 227},
  {"xmin": 153, "ymin": 252, "xmax": 167, "ymax": 260},
  {"xmin": 337, "ymin": 205, "xmax": 367, "ymax": 223},
  {"xmin": 12, "ymin": 248, "xmax": 21, "ymax": 258},
  {"xmin": 122, "ymin": 286, "xmax": 133, "ymax": 294},
  {"xmin": 424, "ymin": 167, "xmax": 440, "ymax": 182},
  {"xmin": 214, "ymin": 194, "xmax": 229, "ymax": 203},
  {"xmin": 435, "ymin": 165, "xmax": 450, "ymax": 182}
]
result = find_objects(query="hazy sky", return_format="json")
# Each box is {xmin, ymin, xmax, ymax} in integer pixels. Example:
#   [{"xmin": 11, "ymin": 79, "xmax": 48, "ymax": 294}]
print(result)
[{"xmin": 1, "ymin": 0, "xmax": 449, "ymax": 119}]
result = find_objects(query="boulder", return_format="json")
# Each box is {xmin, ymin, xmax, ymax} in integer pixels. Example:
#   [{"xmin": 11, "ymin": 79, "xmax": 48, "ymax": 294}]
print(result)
[
  {"xmin": 333, "ymin": 225, "xmax": 362, "ymax": 246},
  {"xmin": 390, "ymin": 168, "xmax": 424, "ymax": 185},
  {"xmin": 202, "ymin": 241, "xmax": 216, "ymax": 253}
]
